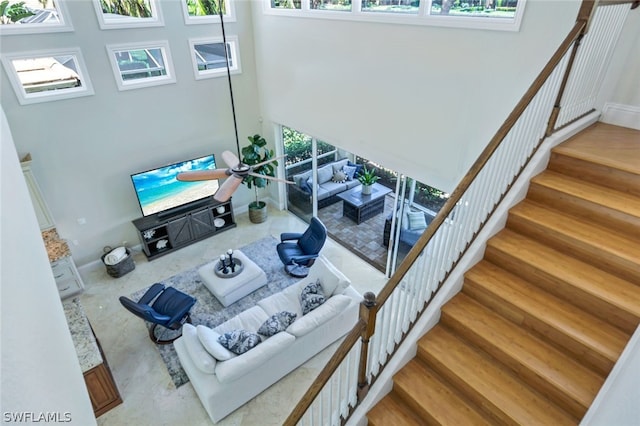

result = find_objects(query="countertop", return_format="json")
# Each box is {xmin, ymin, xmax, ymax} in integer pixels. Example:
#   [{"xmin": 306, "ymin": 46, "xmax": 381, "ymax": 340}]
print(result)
[
  {"xmin": 62, "ymin": 297, "xmax": 102, "ymax": 373},
  {"xmin": 42, "ymin": 228, "xmax": 71, "ymax": 263}
]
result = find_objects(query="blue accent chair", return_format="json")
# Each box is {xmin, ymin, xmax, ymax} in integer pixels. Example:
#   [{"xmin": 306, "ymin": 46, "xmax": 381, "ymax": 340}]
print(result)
[
  {"xmin": 119, "ymin": 283, "xmax": 196, "ymax": 345},
  {"xmin": 277, "ymin": 217, "xmax": 327, "ymax": 277}
]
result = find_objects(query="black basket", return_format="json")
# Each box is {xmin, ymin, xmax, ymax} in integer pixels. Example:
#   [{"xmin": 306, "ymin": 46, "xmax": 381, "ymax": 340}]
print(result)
[{"xmin": 101, "ymin": 248, "xmax": 135, "ymax": 278}]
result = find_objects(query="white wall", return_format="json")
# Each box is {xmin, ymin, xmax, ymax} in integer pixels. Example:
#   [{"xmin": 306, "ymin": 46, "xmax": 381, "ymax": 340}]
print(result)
[
  {"xmin": 1, "ymin": 106, "xmax": 96, "ymax": 424},
  {"xmin": 0, "ymin": 0, "xmax": 262, "ymax": 266},
  {"xmin": 250, "ymin": 0, "xmax": 582, "ymax": 194}
]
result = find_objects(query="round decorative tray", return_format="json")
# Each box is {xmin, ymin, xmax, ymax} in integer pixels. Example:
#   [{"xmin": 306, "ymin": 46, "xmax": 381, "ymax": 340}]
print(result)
[{"xmin": 214, "ymin": 259, "xmax": 244, "ymax": 278}]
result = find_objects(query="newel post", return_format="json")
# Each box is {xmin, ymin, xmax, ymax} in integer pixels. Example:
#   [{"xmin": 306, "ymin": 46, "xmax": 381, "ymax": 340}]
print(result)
[{"xmin": 357, "ymin": 291, "xmax": 378, "ymax": 402}]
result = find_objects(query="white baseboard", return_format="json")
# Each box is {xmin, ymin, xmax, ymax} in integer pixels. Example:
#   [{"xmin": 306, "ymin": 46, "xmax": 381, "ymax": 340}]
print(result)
[{"xmin": 600, "ymin": 102, "xmax": 640, "ymax": 130}]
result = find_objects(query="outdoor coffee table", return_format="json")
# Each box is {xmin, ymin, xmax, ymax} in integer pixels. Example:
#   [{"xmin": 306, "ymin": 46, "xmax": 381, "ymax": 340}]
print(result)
[
  {"xmin": 337, "ymin": 183, "xmax": 392, "ymax": 224},
  {"xmin": 198, "ymin": 250, "xmax": 267, "ymax": 307}
]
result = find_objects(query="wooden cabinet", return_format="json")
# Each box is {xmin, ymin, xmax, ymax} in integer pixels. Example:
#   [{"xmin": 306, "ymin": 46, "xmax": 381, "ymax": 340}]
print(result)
[
  {"xmin": 52, "ymin": 256, "xmax": 85, "ymax": 299},
  {"xmin": 133, "ymin": 199, "xmax": 236, "ymax": 260},
  {"xmin": 84, "ymin": 360, "xmax": 122, "ymax": 417}
]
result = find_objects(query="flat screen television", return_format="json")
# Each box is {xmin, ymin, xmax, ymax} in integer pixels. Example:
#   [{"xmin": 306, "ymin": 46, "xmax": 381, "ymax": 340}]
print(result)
[{"xmin": 131, "ymin": 154, "xmax": 219, "ymax": 217}]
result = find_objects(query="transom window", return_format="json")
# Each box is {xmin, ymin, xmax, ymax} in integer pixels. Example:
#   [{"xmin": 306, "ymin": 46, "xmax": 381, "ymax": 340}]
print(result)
[
  {"xmin": 181, "ymin": 0, "xmax": 236, "ymax": 24},
  {"xmin": 93, "ymin": 0, "xmax": 163, "ymax": 29},
  {"xmin": 1, "ymin": 48, "xmax": 94, "ymax": 105},
  {"xmin": 0, "ymin": 0, "xmax": 73, "ymax": 34},
  {"xmin": 106, "ymin": 41, "xmax": 175, "ymax": 91},
  {"xmin": 188, "ymin": 36, "xmax": 241, "ymax": 80},
  {"xmin": 265, "ymin": 0, "xmax": 526, "ymax": 31}
]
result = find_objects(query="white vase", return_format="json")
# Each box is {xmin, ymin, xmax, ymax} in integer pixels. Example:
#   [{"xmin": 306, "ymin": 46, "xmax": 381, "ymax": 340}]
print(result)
[{"xmin": 361, "ymin": 184, "xmax": 372, "ymax": 195}]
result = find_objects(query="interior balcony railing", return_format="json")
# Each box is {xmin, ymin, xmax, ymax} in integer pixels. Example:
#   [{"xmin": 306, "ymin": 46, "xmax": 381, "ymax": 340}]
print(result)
[{"xmin": 284, "ymin": 0, "xmax": 637, "ymax": 424}]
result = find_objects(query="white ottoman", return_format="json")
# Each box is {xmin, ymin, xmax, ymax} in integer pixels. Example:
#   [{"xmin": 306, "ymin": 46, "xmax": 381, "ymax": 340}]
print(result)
[{"xmin": 198, "ymin": 250, "xmax": 267, "ymax": 307}]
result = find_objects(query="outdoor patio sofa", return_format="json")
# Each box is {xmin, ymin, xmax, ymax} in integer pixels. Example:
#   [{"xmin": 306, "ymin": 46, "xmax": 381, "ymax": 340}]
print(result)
[
  {"xmin": 383, "ymin": 208, "xmax": 434, "ymax": 249},
  {"xmin": 288, "ymin": 158, "xmax": 363, "ymax": 212}
]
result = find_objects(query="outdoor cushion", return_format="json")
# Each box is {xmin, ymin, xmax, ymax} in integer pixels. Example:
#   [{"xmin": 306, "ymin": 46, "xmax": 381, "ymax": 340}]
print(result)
[
  {"xmin": 321, "ymin": 181, "xmax": 348, "ymax": 197},
  {"xmin": 407, "ymin": 210, "xmax": 428, "ymax": 231},
  {"xmin": 332, "ymin": 159, "xmax": 349, "ymax": 174},
  {"xmin": 317, "ymin": 165, "xmax": 334, "ymax": 184}
]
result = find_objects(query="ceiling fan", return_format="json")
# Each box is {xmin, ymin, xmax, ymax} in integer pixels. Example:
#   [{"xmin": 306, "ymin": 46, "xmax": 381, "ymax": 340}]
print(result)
[{"xmin": 176, "ymin": 3, "xmax": 292, "ymax": 202}]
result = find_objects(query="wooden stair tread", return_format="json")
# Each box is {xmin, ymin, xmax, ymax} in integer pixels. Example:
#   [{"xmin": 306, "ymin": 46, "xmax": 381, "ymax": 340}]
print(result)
[
  {"xmin": 508, "ymin": 200, "xmax": 640, "ymax": 282},
  {"xmin": 367, "ymin": 393, "xmax": 424, "ymax": 426},
  {"xmin": 486, "ymin": 228, "xmax": 640, "ymax": 331},
  {"xmin": 418, "ymin": 326, "xmax": 577, "ymax": 425},
  {"xmin": 442, "ymin": 293, "xmax": 603, "ymax": 416},
  {"xmin": 464, "ymin": 259, "xmax": 628, "ymax": 368},
  {"xmin": 530, "ymin": 170, "xmax": 640, "ymax": 220},
  {"xmin": 393, "ymin": 360, "xmax": 492, "ymax": 425},
  {"xmin": 551, "ymin": 123, "xmax": 640, "ymax": 177}
]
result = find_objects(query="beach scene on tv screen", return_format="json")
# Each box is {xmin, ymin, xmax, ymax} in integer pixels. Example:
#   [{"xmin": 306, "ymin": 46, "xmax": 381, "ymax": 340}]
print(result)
[{"xmin": 132, "ymin": 156, "xmax": 219, "ymax": 216}]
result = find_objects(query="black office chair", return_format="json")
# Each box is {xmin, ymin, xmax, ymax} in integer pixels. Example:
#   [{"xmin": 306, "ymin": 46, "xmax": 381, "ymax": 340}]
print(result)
[
  {"xmin": 119, "ymin": 283, "xmax": 196, "ymax": 345},
  {"xmin": 277, "ymin": 217, "xmax": 327, "ymax": 278}
]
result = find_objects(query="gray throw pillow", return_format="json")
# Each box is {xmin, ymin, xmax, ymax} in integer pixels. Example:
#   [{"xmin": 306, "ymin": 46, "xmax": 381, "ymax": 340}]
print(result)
[
  {"xmin": 300, "ymin": 279, "xmax": 325, "ymax": 315},
  {"xmin": 332, "ymin": 171, "xmax": 347, "ymax": 183},
  {"xmin": 258, "ymin": 311, "xmax": 297, "ymax": 336},
  {"xmin": 217, "ymin": 329, "xmax": 261, "ymax": 355}
]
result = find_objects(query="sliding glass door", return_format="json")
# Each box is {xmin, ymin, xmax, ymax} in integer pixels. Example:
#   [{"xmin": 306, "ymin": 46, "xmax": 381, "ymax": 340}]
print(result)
[{"xmin": 280, "ymin": 124, "xmax": 448, "ymax": 276}]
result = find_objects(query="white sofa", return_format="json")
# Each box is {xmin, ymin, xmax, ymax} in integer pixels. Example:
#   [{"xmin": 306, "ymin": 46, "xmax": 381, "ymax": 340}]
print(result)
[{"xmin": 174, "ymin": 256, "xmax": 362, "ymax": 423}]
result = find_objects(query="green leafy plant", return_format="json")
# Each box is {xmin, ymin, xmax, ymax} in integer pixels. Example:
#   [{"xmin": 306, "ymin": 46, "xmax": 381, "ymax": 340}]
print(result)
[
  {"xmin": 241, "ymin": 134, "xmax": 277, "ymax": 208},
  {"xmin": 0, "ymin": 1, "xmax": 34, "ymax": 24},
  {"xmin": 357, "ymin": 165, "xmax": 379, "ymax": 186}
]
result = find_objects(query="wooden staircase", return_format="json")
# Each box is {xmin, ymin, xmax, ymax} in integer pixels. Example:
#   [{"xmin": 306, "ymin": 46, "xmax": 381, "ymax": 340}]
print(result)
[{"xmin": 367, "ymin": 122, "xmax": 640, "ymax": 425}]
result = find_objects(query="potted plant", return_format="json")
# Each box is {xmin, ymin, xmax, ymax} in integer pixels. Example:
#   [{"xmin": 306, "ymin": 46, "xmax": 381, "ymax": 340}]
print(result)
[
  {"xmin": 241, "ymin": 134, "xmax": 278, "ymax": 223},
  {"xmin": 357, "ymin": 165, "xmax": 379, "ymax": 195}
]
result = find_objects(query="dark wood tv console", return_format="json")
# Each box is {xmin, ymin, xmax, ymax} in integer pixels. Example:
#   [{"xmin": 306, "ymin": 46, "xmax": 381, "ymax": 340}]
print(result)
[{"xmin": 132, "ymin": 198, "xmax": 235, "ymax": 260}]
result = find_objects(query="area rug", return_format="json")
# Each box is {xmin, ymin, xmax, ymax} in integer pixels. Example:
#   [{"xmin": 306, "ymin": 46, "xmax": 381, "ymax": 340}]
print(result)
[{"xmin": 131, "ymin": 236, "xmax": 299, "ymax": 388}]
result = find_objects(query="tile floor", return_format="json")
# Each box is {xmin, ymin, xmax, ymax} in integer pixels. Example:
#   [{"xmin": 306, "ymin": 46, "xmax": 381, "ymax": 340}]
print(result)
[{"xmin": 78, "ymin": 208, "xmax": 387, "ymax": 426}]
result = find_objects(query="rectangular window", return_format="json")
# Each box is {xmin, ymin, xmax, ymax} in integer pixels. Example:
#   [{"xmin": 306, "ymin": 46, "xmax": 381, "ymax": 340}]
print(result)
[
  {"xmin": 188, "ymin": 36, "xmax": 241, "ymax": 80},
  {"xmin": 106, "ymin": 41, "xmax": 175, "ymax": 90},
  {"xmin": 93, "ymin": 0, "xmax": 163, "ymax": 29},
  {"xmin": 311, "ymin": 0, "xmax": 352, "ymax": 12},
  {"xmin": 271, "ymin": 0, "xmax": 301, "ymax": 10},
  {"xmin": 1, "ymin": 48, "xmax": 94, "ymax": 105},
  {"xmin": 266, "ymin": 0, "xmax": 526, "ymax": 31},
  {"xmin": 0, "ymin": 0, "xmax": 73, "ymax": 35},
  {"xmin": 181, "ymin": 0, "xmax": 236, "ymax": 24},
  {"xmin": 361, "ymin": 0, "xmax": 418, "ymax": 15},
  {"xmin": 430, "ymin": 0, "xmax": 519, "ymax": 20}
]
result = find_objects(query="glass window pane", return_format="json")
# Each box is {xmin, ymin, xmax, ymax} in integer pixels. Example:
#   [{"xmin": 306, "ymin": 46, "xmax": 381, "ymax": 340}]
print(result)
[
  {"xmin": 0, "ymin": 0, "xmax": 72, "ymax": 34},
  {"xmin": 189, "ymin": 36, "xmax": 240, "ymax": 79},
  {"xmin": 184, "ymin": 0, "xmax": 226, "ymax": 16},
  {"xmin": 310, "ymin": 0, "xmax": 352, "ymax": 12},
  {"xmin": 361, "ymin": 0, "xmax": 418, "ymax": 14},
  {"xmin": 115, "ymin": 48, "xmax": 167, "ymax": 81},
  {"xmin": 271, "ymin": 0, "xmax": 301, "ymax": 10},
  {"xmin": 93, "ymin": 0, "xmax": 163, "ymax": 29},
  {"xmin": 1, "ymin": 48, "xmax": 94, "ymax": 104},
  {"xmin": 194, "ymin": 42, "xmax": 231, "ymax": 71},
  {"xmin": 430, "ymin": 0, "xmax": 519, "ymax": 19}
]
